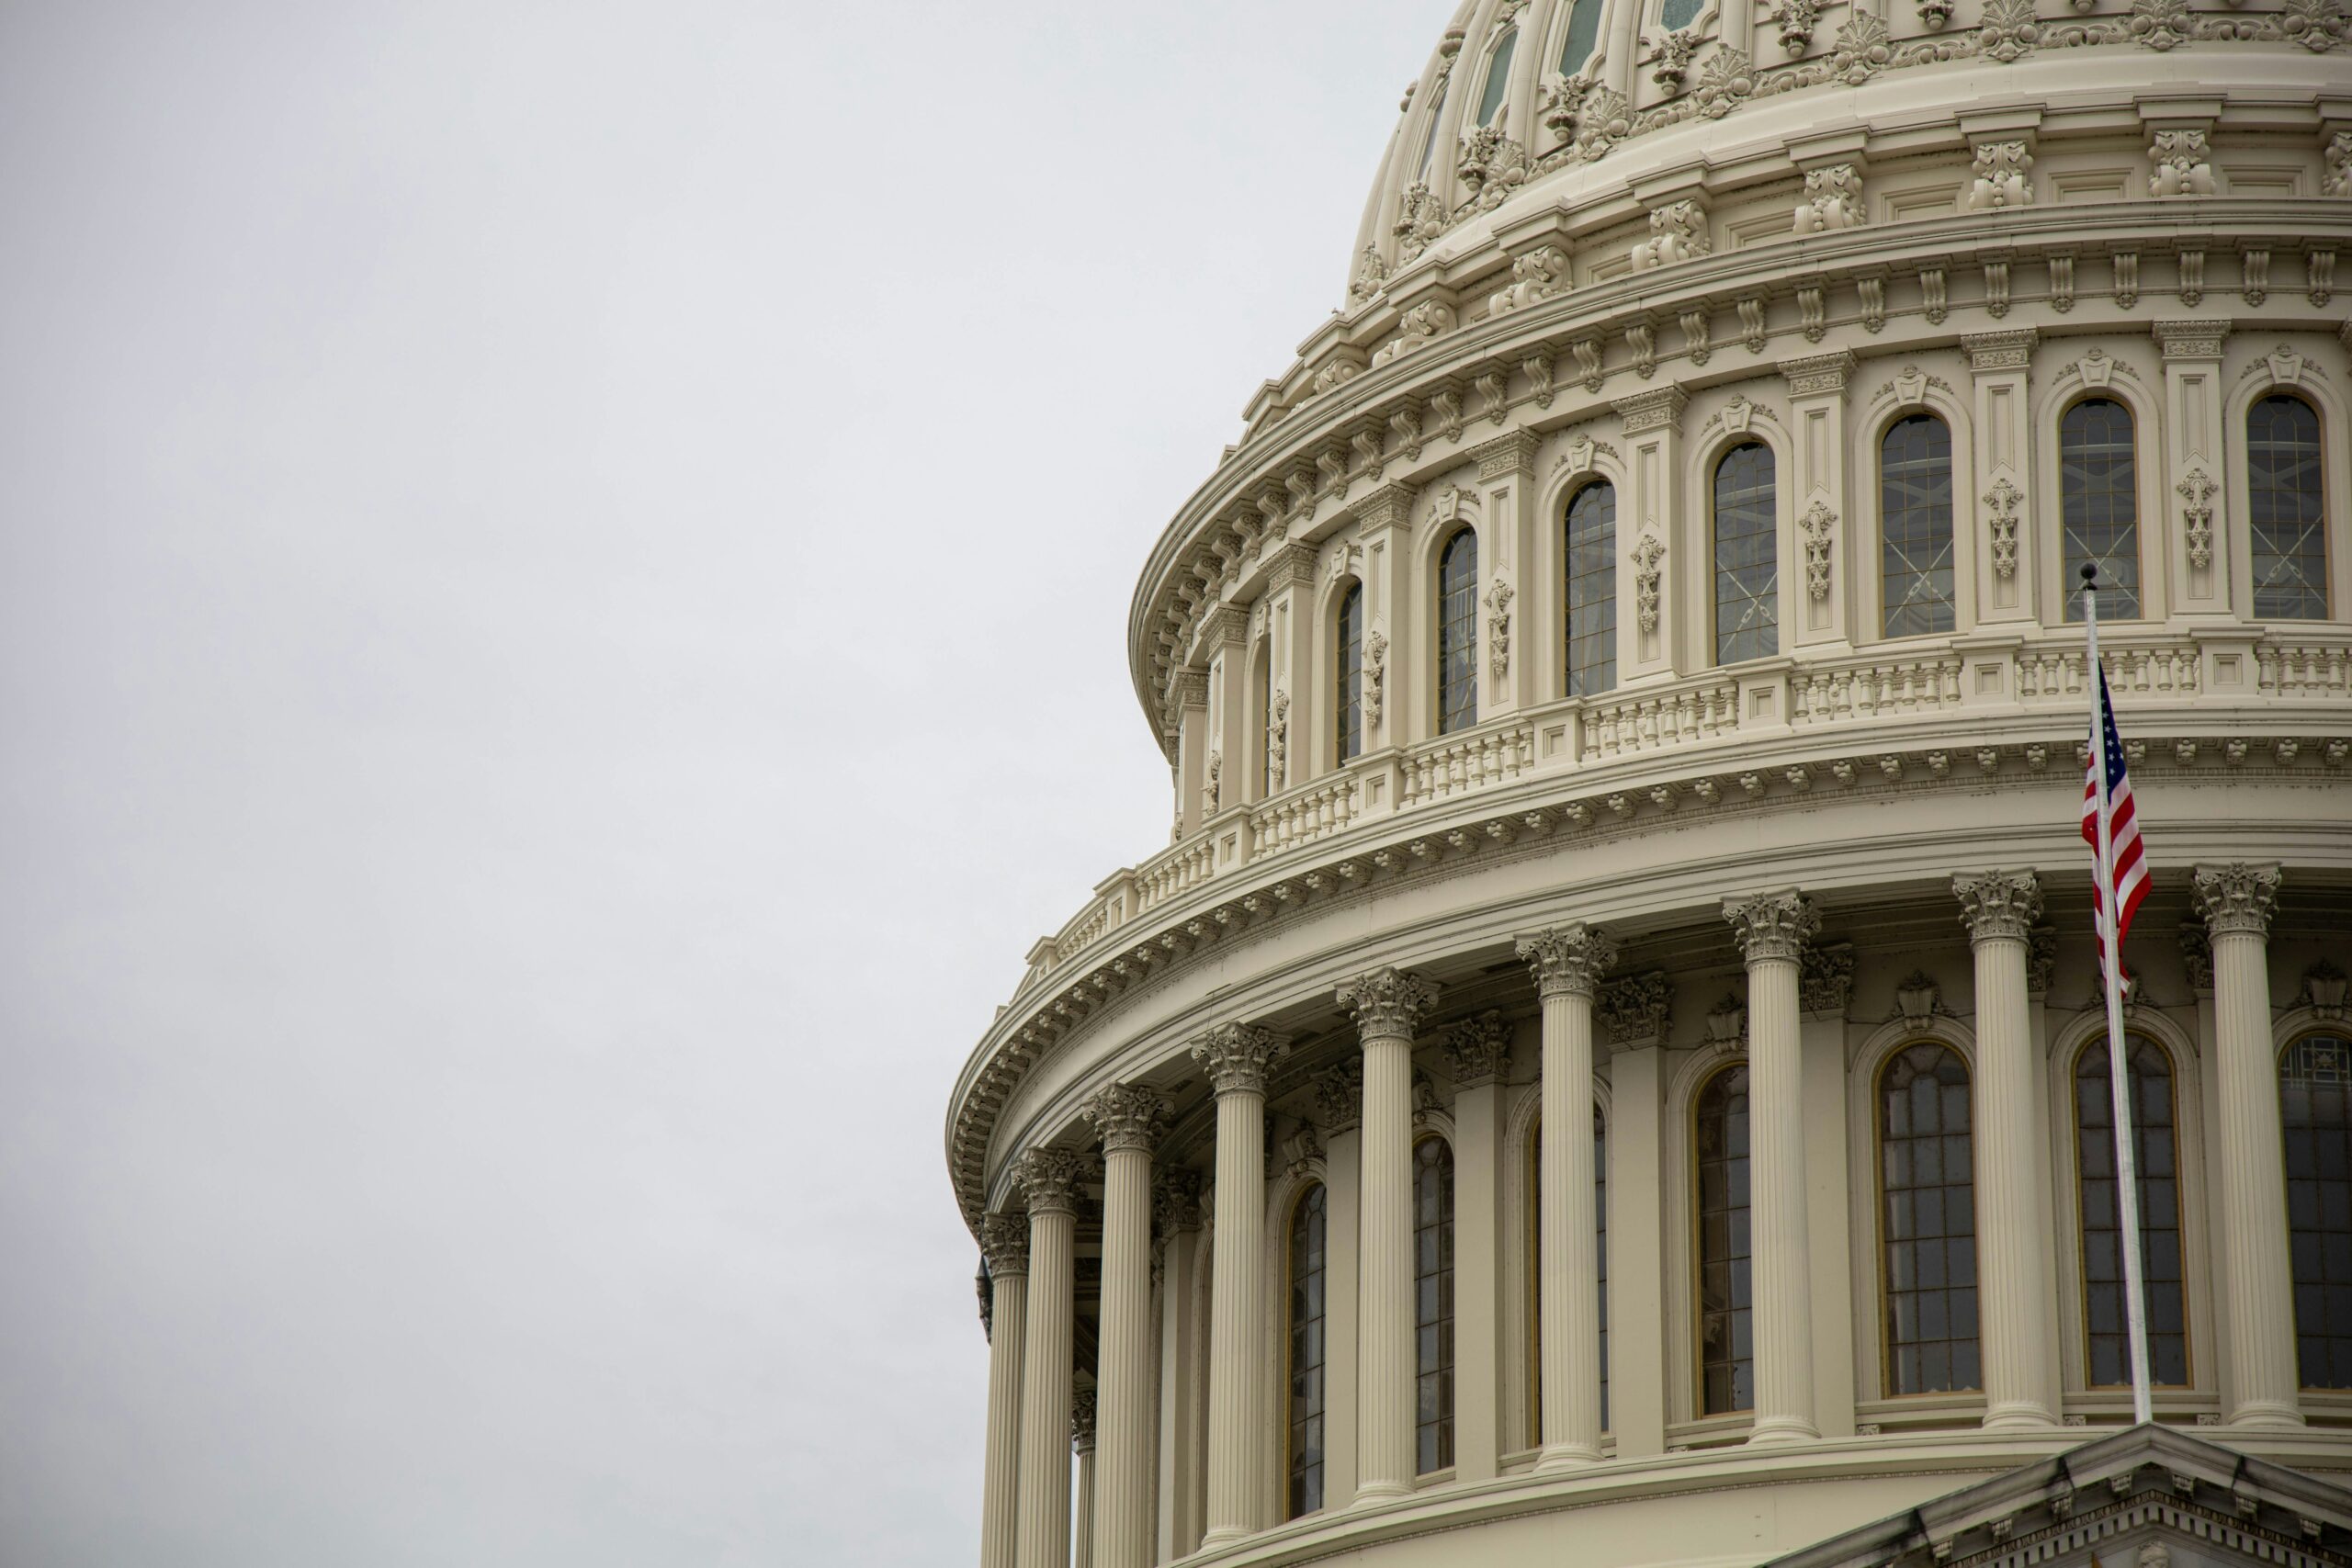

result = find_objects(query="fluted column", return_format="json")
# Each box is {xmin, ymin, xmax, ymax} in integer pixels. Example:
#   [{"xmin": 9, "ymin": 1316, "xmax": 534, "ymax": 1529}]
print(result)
[
  {"xmin": 1954, "ymin": 872, "xmax": 2061, "ymax": 1429},
  {"xmin": 1338, "ymin": 965, "xmax": 1441, "ymax": 1503},
  {"xmin": 1517, "ymin": 923, "xmax": 1618, "ymax": 1467},
  {"xmin": 1012, "ymin": 1148, "xmax": 1088, "ymax": 1568},
  {"xmin": 2197, "ymin": 863, "xmax": 2303, "ymax": 1427},
  {"xmin": 1191, "ymin": 1023, "xmax": 1288, "ymax": 1545},
  {"xmin": 1080, "ymin": 1085, "xmax": 1168, "ymax": 1568},
  {"xmin": 1152, "ymin": 1170, "xmax": 1205, "ymax": 1562},
  {"xmin": 979, "ymin": 1213, "xmax": 1031, "ymax": 1568},
  {"xmin": 1072, "ymin": 1391, "xmax": 1098, "ymax": 1568},
  {"xmin": 1724, "ymin": 892, "xmax": 1820, "ymax": 1444}
]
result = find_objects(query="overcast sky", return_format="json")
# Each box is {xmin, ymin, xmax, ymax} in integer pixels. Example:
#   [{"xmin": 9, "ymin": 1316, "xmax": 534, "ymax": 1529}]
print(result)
[{"xmin": 0, "ymin": 4, "xmax": 1439, "ymax": 1563}]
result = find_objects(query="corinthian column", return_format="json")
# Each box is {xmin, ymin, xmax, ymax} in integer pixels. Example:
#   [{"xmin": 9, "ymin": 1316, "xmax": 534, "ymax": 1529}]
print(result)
[
  {"xmin": 1012, "ymin": 1148, "xmax": 1089, "ymax": 1568},
  {"xmin": 979, "ymin": 1212, "xmax": 1030, "ymax": 1568},
  {"xmin": 2196, "ymin": 863, "xmax": 2303, "ymax": 1427},
  {"xmin": 1190, "ymin": 1023, "xmax": 1288, "ymax": 1545},
  {"xmin": 1337, "ymin": 965, "xmax": 1441, "ymax": 1502},
  {"xmin": 1517, "ymin": 922, "xmax": 1617, "ymax": 1467},
  {"xmin": 1724, "ymin": 891, "xmax": 1820, "ymax": 1444},
  {"xmin": 1080, "ymin": 1085, "xmax": 1168, "ymax": 1568},
  {"xmin": 1953, "ymin": 871, "xmax": 2060, "ymax": 1429},
  {"xmin": 1071, "ymin": 1391, "xmax": 1097, "ymax": 1568}
]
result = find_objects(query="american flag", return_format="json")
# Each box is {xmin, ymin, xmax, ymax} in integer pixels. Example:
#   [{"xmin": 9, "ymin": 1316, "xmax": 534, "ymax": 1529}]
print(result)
[{"xmin": 2080, "ymin": 664, "xmax": 2150, "ymax": 983}]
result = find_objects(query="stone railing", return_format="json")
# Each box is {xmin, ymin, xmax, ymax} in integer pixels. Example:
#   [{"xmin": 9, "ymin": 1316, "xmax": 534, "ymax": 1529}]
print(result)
[
  {"xmin": 1021, "ymin": 627, "xmax": 2352, "ymax": 992},
  {"xmin": 1249, "ymin": 773, "xmax": 1363, "ymax": 859},
  {"xmin": 1401, "ymin": 720, "xmax": 1536, "ymax": 807}
]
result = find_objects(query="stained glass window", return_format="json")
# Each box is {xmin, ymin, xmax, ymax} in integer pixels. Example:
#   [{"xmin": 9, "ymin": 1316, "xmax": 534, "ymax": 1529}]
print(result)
[
  {"xmin": 1566, "ymin": 482, "xmax": 1618, "ymax": 695},
  {"xmin": 2283, "ymin": 1032, "xmax": 2352, "ymax": 1388},
  {"xmin": 2076, "ymin": 1037, "xmax": 2188, "ymax": 1386},
  {"xmin": 1287, "ymin": 1183, "xmax": 1328, "ymax": 1517},
  {"xmin": 1438, "ymin": 530, "xmax": 1479, "ymax": 733},
  {"xmin": 1696, "ymin": 1065, "xmax": 1753, "ymax": 1414},
  {"xmin": 1415, "ymin": 1136, "xmax": 1456, "ymax": 1472},
  {"xmin": 2249, "ymin": 395, "xmax": 2327, "ymax": 620},
  {"xmin": 1880, "ymin": 1043, "xmax": 1979, "ymax": 1395},
  {"xmin": 1713, "ymin": 444, "xmax": 1778, "ymax": 665},
  {"xmin": 2062, "ymin": 399, "xmax": 2140, "ymax": 620},
  {"xmin": 1881, "ymin": 415, "xmax": 1957, "ymax": 637},
  {"xmin": 1336, "ymin": 581, "xmax": 1363, "ymax": 762}
]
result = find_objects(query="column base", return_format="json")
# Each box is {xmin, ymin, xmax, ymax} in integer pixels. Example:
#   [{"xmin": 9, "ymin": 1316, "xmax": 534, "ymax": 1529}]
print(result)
[
  {"xmin": 1352, "ymin": 1480, "xmax": 1413, "ymax": 1507},
  {"xmin": 1981, "ymin": 1402, "xmax": 2061, "ymax": 1432},
  {"xmin": 1200, "ymin": 1525, "xmax": 1249, "ymax": 1550},
  {"xmin": 2226, "ymin": 1400, "xmax": 2307, "ymax": 1431},
  {"xmin": 1534, "ymin": 1440, "xmax": 1602, "ymax": 1471},
  {"xmin": 1746, "ymin": 1415, "xmax": 1820, "ymax": 1446}
]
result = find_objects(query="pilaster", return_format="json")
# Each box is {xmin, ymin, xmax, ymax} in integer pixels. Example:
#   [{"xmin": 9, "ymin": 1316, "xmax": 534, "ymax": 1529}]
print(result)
[
  {"xmin": 2154, "ymin": 319, "xmax": 2233, "ymax": 619},
  {"xmin": 1351, "ymin": 482, "xmax": 1419, "ymax": 751},
  {"xmin": 1778, "ymin": 351, "xmax": 1856, "ymax": 651},
  {"xmin": 1152, "ymin": 1174, "xmax": 1205, "ymax": 1562},
  {"xmin": 1447, "ymin": 1012, "xmax": 1511, "ymax": 1482},
  {"xmin": 1963, "ymin": 329, "xmax": 2037, "ymax": 625},
  {"xmin": 1613, "ymin": 388, "xmax": 1689, "ymax": 680},
  {"xmin": 1473, "ymin": 430, "xmax": 1544, "ymax": 718},
  {"xmin": 1600, "ymin": 974, "xmax": 1670, "ymax": 1459}
]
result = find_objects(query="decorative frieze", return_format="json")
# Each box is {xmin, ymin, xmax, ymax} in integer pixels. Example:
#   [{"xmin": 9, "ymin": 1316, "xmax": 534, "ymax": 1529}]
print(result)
[
  {"xmin": 1518, "ymin": 921, "xmax": 1620, "ymax": 999},
  {"xmin": 1190, "ymin": 1022, "xmax": 1288, "ymax": 1095},
  {"xmin": 1443, "ymin": 1011, "xmax": 1515, "ymax": 1086}
]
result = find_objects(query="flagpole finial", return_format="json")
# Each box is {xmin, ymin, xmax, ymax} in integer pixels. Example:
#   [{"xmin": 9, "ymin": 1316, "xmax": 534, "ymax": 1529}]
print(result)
[{"xmin": 2080, "ymin": 561, "xmax": 2098, "ymax": 586}]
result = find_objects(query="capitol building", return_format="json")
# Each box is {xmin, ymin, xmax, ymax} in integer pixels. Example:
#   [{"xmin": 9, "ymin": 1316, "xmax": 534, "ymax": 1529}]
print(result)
[{"xmin": 943, "ymin": 0, "xmax": 2352, "ymax": 1563}]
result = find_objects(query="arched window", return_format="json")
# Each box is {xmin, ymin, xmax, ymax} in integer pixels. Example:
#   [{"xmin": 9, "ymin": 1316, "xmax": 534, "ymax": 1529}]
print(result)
[
  {"xmin": 1661, "ymin": 0, "xmax": 1704, "ymax": 29},
  {"xmin": 1437, "ymin": 530, "xmax": 1479, "ymax": 734},
  {"xmin": 2249, "ymin": 394, "xmax": 2328, "ymax": 619},
  {"xmin": 1713, "ymin": 444, "xmax": 1778, "ymax": 666},
  {"xmin": 1335, "ymin": 581, "xmax": 1364, "ymax": 763},
  {"xmin": 2281, "ymin": 1032, "xmax": 2352, "ymax": 1388},
  {"xmin": 1416, "ymin": 81, "xmax": 1451, "ymax": 177},
  {"xmin": 1414, "ymin": 1135, "xmax": 1456, "ymax": 1472},
  {"xmin": 1476, "ymin": 28, "xmax": 1517, "ymax": 127},
  {"xmin": 2061, "ymin": 399, "xmax": 2140, "ymax": 620},
  {"xmin": 1558, "ymin": 0, "xmax": 1604, "ymax": 74},
  {"xmin": 1286, "ymin": 1183, "xmax": 1329, "ymax": 1518},
  {"xmin": 1527, "ymin": 1105, "xmax": 1611, "ymax": 1445},
  {"xmin": 2075, "ymin": 1036, "xmax": 2188, "ymax": 1386},
  {"xmin": 1695, "ymin": 1064, "xmax": 1753, "ymax": 1414},
  {"xmin": 1566, "ymin": 481, "xmax": 1618, "ymax": 695},
  {"xmin": 1881, "ymin": 414, "xmax": 1957, "ymax": 637},
  {"xmin": 1879, "ymin": 1043, "xmax": 1979, "ymax": 1395},
  {"xmin": 1257, "ymin": 642, "xmax": 1275, "ymax": 797}
]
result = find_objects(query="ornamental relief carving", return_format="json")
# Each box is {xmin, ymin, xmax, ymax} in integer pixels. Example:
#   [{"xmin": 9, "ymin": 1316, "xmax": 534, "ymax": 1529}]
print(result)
[
  {"xmin": 1634, "ymin": 534, "xmax": 1667, "ymax": 632},
  {"xmin": 1485, "ymin": 576, "xmax": 1515, "ymax": 680},
  {"xmin": 1984, "ymin": 476, "xmax": 2024, "ymax": 580},
  {"xmin": 1800, "ymin": 499, "xmax": 1838, "ymax": 601},
  {"xmin": 1794, "ymin": 163, "xmax": 1864, "ymax": 232},
  {"xmin": 2177, "ymin": 468, "xmax": 2217, "ymax": 570}
]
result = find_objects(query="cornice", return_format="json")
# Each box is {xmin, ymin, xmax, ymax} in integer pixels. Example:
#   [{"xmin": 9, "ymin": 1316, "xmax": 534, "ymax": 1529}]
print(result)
[{"xmin": 946, "ymin": 702, "xmax": 2352, "ymax": 1230}]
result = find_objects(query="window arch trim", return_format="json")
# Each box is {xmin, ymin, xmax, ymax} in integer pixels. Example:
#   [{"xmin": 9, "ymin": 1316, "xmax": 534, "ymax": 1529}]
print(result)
[
  {"xmin": 2036, "ymin": 372, "xmax": 2164, "ymax": 626},
  {"xmin": 1432, "ymin": 525, "xmax": 1482, "ymax": 737},
  {"xmin": 1857, "ymin": 386, "xmax": 1979, "ymax": 643}
]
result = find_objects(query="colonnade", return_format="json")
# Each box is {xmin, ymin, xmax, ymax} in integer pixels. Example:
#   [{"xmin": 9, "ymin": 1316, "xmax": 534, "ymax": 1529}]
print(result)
[{"xmin": 974, "ymin": 863, "xmax": 2296, "ymax": 1565}]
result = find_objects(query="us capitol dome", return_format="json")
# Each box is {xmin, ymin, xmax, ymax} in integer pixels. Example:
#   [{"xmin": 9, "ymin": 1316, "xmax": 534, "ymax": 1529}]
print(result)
[{"xmin": 944, "ymin": 1, "xmax": 2352, "ymax": 1563}]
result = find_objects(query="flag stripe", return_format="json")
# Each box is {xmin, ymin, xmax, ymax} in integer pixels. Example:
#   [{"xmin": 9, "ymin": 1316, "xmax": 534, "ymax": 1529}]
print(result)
[{"xmin": 2082, "ymin": 666, "xmax": 2149, "ymax": 982}]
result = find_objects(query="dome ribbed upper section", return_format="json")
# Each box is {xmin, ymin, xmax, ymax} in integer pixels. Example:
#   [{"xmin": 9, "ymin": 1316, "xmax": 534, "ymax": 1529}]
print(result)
[{"xmin": 1346, "ymin": 0, "xmax": 2332, "ymax": 305}]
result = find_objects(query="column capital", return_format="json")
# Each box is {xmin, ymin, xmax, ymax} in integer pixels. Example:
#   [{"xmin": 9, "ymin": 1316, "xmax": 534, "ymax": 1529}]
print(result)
[
  {"xmin": 982, "ymin": 1210, "xmax": 1031, "ymax": 1278},
  {"xmin": 1442, "ymin": 1010, "xmax": 1514, "ymax": 1087},
  {"xmin": 1152, "ymin": 1168, "xmax": 1204, "ymax": 1235},
  {"xmin": 1954, "ymin": 869, "xmax": 2044, "ymax": 942},
  {"xmin": 1071, "ymin": 1387, "xmax": 1097, "ymax": 1456},
  {"xmin": 2178, "ymin": 919, "xmax": 2215, "ymax": 994},
  {"xmin": 1961, "ymin": 327, "xmax": 2037, "ymax": 373},
  {"xmin": 1598, "ymin": 970, "xmax": 1673, "ymax": 1048},
  {"xmin": 1081, "ymin": 1082, "xmax": 1171, "ymax": 1156},
  {"xmin": 1724, "ymin": 890, "xmax": 1820, "ymax": 964},
  {"xmin": 1313, "ymin": 1058, "xmax": 1364, "ymax": 1132},
  {"xmin": 1189, "ymin": 1021, "xmax": 1288, "ymax": 1095},
  {"xmin": 2195, "ymin": 862, "xmax": 2282, "ymax": 938},
  {"xmin": 1337, "ymin": 965, "xmax": 1441, "ymax": 1041},
  {"xmin": 1517, "ymin": 921, "xmax": 1619, "ymax": 999},
  {"xmin": 2153, "ymin": 317, "xmax": 2230, "ymax": 360},
  {"xmin": 1012, "ymin": 1147, "xmax": 1092, "ymax": 1217},
  {"xmin": 1800, "ymin": 940, "xmax": 1856, "ymax": 1016}
]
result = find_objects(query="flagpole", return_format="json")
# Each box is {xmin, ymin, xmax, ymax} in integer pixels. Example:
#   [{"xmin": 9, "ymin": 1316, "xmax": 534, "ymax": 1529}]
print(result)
[{"xmin": 2083, "ymin": 560, "xmax": 2154, "ymax": 1425}]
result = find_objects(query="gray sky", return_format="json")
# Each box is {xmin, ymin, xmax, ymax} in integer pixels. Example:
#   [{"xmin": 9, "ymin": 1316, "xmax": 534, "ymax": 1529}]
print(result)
[{"xmin": 0, "ymin": 3, "xmax": 1435, "ymax": 1562}]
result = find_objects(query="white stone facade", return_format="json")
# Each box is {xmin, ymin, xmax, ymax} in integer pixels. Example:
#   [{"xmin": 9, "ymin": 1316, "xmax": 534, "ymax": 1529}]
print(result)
[{"xmin": 949, "ymin": 2, "xmax": 2352, "ymax": 1563}]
